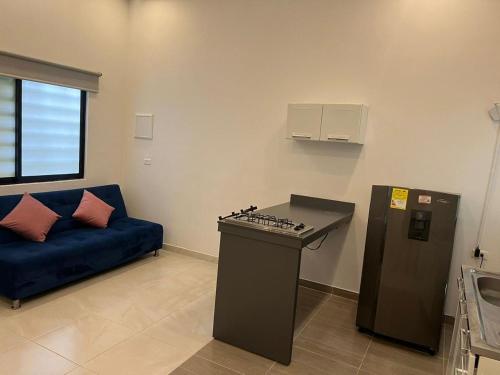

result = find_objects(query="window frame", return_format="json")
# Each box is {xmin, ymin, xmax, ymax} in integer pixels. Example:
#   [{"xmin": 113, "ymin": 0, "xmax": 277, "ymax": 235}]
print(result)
[{"xmin": 0, "ymin": 78, "xmax": 86, "ymax": 185}]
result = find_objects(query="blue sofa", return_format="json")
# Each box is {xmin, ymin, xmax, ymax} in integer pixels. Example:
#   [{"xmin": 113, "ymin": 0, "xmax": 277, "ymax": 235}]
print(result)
[{"xmin": 0, "ymin": 185, "xmax": 163, "ymax": 308}]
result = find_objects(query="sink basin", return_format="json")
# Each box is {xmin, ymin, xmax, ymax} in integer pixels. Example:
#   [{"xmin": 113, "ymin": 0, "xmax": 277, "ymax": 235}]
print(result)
[
  {"xmin": 477, "ymin": 277, "xmax": 500, "ymax": 307},
  {"xmin": 470, "ymin": 270, "xmax": 500, "ymax": 348}
]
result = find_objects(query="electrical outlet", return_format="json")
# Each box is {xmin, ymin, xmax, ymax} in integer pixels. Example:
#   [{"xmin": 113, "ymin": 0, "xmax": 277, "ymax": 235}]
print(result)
[
  {"xmin": 144, "ymin": 158, "xmax": 152, "ymax": 165},
  {"xmin": 473, "ymin": 247, "xmax": 481, "ymax": 258}
]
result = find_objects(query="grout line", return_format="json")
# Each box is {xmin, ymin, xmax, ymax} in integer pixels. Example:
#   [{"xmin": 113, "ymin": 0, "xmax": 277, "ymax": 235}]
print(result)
[
  {"xmin": 294, "ymin": 293, "xmax": 332, "ymax": 338},
  {"xmin": 174, "ymin": 364, "xmax": 198, "ymax": 375},
  {"xmin": 29, "ymin": 339, "xmax": 81, "ymax": 369},
  {"xmin": 78, "ymin": 294, "xmax": 208, "ymax": 369},
  {"xmin": 356, "ymin": 337, "xmax": 372, "ymax": 375},
  {"xmin": 265, "ymin": 361, "xmax": 277, "ymax": 374},
  {"xmin": 194, "ymin": 353, "xmax": 245, "ymax": 375},
  {"xmin": 294, "ymin": 344, "xmax": 359, "ymax": 372},
  {"xmin": 298, "ymin": 285, "xmax": 331, "ymax": 296}
]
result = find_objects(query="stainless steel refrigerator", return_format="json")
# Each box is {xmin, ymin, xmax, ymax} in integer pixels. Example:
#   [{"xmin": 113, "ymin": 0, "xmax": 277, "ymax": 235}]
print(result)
[{"xmin": 356, "ymin": 185, "xmax": 460, "ymax": 354}]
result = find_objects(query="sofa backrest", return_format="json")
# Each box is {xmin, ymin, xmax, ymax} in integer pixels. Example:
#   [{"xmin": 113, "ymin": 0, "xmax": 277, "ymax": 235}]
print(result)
[{"xmin": 0, "ymin": 184, "xmax": 128, "ymax": 244}]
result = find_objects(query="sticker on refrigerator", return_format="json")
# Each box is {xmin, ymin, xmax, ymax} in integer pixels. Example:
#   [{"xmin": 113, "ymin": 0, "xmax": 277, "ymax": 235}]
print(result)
[
  {"xmin": 390, "ymin": 188, "xmax": 408, "ymax": 210},
  {"xmin": 418, "ymin": 195, "xmax": 432, "ymax": 204}
]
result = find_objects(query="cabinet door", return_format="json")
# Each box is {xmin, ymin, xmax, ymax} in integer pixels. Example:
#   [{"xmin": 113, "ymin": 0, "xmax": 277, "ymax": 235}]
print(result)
[
  {"xmin": 286, "ymin": 104, "xmax": 322, "ymax": 141},
  {"xmin": 320, "ymin": 104, "xmax": 364, "ymax": 143},
  {"xmin": 477, "ymin": 357, "xmax": 500, "ymax": 374}
]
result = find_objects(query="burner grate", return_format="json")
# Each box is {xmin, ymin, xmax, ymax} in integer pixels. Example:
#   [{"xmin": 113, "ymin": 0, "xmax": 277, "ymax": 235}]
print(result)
[
  {"xmin": 236, "ymin": 213, "xmax": 295, "ymax": 229},
  {"xmin": 219, "ymin": 206, "xmax": 313, "ymax": 237}
]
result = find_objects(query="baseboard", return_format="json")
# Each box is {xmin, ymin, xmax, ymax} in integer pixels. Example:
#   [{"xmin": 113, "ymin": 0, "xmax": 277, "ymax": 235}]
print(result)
[
  {"xmin": 299, "ymin": 278, "xmax": 455, "ymax": 324},
  {"xmin": 162, "ymin": 243, "xmax": 218, "ymax": 264},
  {"xmin": 299, "ymin": 278, "xmax": 358, "ymax": 301}
]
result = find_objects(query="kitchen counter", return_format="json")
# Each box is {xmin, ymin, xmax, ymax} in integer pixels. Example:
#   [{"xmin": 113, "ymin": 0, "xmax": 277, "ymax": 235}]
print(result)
[
  {"xmin": 218, "ymin": 194, "xmax": 355, "ymax": 249},
  {"xmin": 214, "ymin": 194, "xmax": 355, "ymax": 365}
]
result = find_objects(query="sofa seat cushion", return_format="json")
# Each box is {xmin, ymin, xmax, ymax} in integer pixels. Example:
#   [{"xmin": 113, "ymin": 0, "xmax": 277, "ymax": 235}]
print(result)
[{"xmin": 0, "ymin": 217, "xmax": 163, "ymax": 299}]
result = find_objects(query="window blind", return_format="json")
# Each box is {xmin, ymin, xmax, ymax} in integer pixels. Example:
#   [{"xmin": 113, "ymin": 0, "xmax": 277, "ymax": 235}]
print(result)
[
  {"xmin": 0, "ymin": 50, "xmax": 101, "ymax": 93},
  {"xmin": 0, "ymin": 76, "xmax": 15, "ymax": 178},
  {"xmin": 21, "ymin": 80, "xmax": 82, "ymax": 177}
]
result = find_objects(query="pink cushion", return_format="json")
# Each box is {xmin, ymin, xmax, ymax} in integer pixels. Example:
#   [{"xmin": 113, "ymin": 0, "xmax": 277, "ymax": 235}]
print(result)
[
  {"xmin": 72, "ymin": 190, "xmax": 115, "ymax": 228},
  {"xmin": 0, "ymin": 193, "xmax": 61, "ymax": 242}
]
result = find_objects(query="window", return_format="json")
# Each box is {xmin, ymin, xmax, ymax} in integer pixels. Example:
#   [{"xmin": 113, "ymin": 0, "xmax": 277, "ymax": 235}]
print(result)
[{"xmin": 0, "ymin": 76, "xmax": 86, "ymax": 184}]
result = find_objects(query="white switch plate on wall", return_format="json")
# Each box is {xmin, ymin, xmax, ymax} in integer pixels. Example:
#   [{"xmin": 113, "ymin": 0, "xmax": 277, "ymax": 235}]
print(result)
[{"xmin": 135, "ymin": 113, "xmax": 154, "ymax": 139}]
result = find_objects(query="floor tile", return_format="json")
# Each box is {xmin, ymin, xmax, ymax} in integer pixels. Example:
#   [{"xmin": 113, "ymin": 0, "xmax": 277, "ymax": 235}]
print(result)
[
  {"xmin": 143, "ymin": 293, "xmax": 215, "ymax": 350},
  {"xmin": 294, "ymin": 287, "xmax": 330, "ymax": 333},
  {"xmin": 85, "ymin": 333, "xmax": 193, "ymax": 375},
  {"xmin": 295, "ymin": 319, "xmax": 371, "ymax": 368},
  {"xmin": 269, "ymin": 347, "xmax": 358, "ymax": 375},
  {"xmin": 64, "ymin": 367, "xmax": 96, "ymax": 375},
  {"xmin": 1, "ymin": 296, "xmax": 89, "ymax": 339},
  {"xmin": 114, "ymin": 253, "xmax": 215, "ymax": 290},
  {"xmin": 170, "ymin": 367, "xmax": 196, "ymax": 375},
  {"xmin": 309, "ymin": 295, "xmax": 358, "ymax": 332},
  {"xmin": 360, "ymin": 338, "xmax": 443, "ymax": 375},
  {"xmin": 0, "ymin": 341, "xmax": 77, "ymax": 375},
  {"xmin": 71, "ymin": 263, "xmax": 214, "ymax": 332},
  {"xmin": 0, "ymin": 252, "xmax": 218, "ymax": 374},
  {"xmin": 0, "ymin": 326, "xmax": 29, "ymax": 354},
  {"xmin": 196, "ymin": 340, "xmax": 274, "ymax": 375},
  {"xmin": 34, "ymin": 314, "xmax": 135, "ymax": 365},
  {"xmin": 178, "ymin": 355, "xmax": 240, "ymax": 374}
]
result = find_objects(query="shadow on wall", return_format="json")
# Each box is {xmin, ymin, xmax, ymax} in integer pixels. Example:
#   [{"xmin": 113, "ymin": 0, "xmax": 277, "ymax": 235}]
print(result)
[
  {"xmin": 291, "ymin": 139, "xmax": 363, "ymax": 172},
  {"xmin": 300, "ymin": 221, "xmax": 362, "ymax": 292},
  {"xmin": 268, "ymin": 132, "xmax": 366, "ymax": 198}
]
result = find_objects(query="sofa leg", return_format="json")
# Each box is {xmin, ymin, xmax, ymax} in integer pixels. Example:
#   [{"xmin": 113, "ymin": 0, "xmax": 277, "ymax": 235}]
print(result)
[
  {"xmin": 154, "ymin": 249, "xmax": 160, "ymax": 257},
  {"xmin": 11, "ymin": 299, "xmax": 20, "ymax": 310}
]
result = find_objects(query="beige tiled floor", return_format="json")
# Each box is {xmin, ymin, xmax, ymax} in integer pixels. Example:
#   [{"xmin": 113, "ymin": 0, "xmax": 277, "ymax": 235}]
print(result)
[
  {"xmin": 0, "ymin": 251, "xmax": 452, "ymax": 375},
  {"xmin": 0, "ymin": 251, "xmax": 217, "ymax": 375},
  {"xmin": 173, "ymin": 288, "xmax": 452, "ymax": 375}
]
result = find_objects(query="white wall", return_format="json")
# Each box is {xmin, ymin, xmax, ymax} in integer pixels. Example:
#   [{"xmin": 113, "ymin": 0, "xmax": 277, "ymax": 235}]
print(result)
[
  {"xmin": 478, "ymin": 126, "xmax": 500, "ymax": 271},
  {"xmin": 0, "ymin": 0, "xmax": 129, "ymax": 195},
  {"xmin": 124, "ymin": 0, "xmax": 500, "ymax": 315},
  {"xmin": 1, "ymin": 0, "xmax": 500, "ymax": 317}
]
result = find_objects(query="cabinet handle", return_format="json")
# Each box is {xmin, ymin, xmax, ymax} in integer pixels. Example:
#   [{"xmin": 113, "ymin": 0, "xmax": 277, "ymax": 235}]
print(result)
[
  {"xmin": 460, "ymin": 328, "xmax": 470, "ymax": 354},
  {"xmin": 459, "ymin": 299, "xmax": 467, "ymax": 316},
  {"xmin": 455, "ymin": 360, "xmax": 468, "ymax": 375},
  {"xmin": 292, "ymin": 133, "xmax": 312, "ymax": 139},
  {"xmin": 327, "ymin": 135, "xmax": 350, "ymax": 142},
  {"xmin": 457, "ymin": 277, "xmax": 466, "ymax": 301}
]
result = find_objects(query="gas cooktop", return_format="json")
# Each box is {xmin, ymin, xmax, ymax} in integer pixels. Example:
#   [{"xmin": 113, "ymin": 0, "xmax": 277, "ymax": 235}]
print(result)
[{"xmin": 218, "ymin": 206, "xmax": 314, "ymax": 237}]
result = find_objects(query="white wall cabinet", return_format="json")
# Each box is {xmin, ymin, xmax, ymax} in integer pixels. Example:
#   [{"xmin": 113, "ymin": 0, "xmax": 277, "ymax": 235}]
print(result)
[
  {"xmin": 320, "ymin": 104, "xmax": 367, "ymax": 144},
  {"xmin": 286, "ymin": 104, "xmax": 323, "ymax": 141},
  {"xmin": 287, "ymin": 103, "xmax": 368, "ymax": 144}
]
